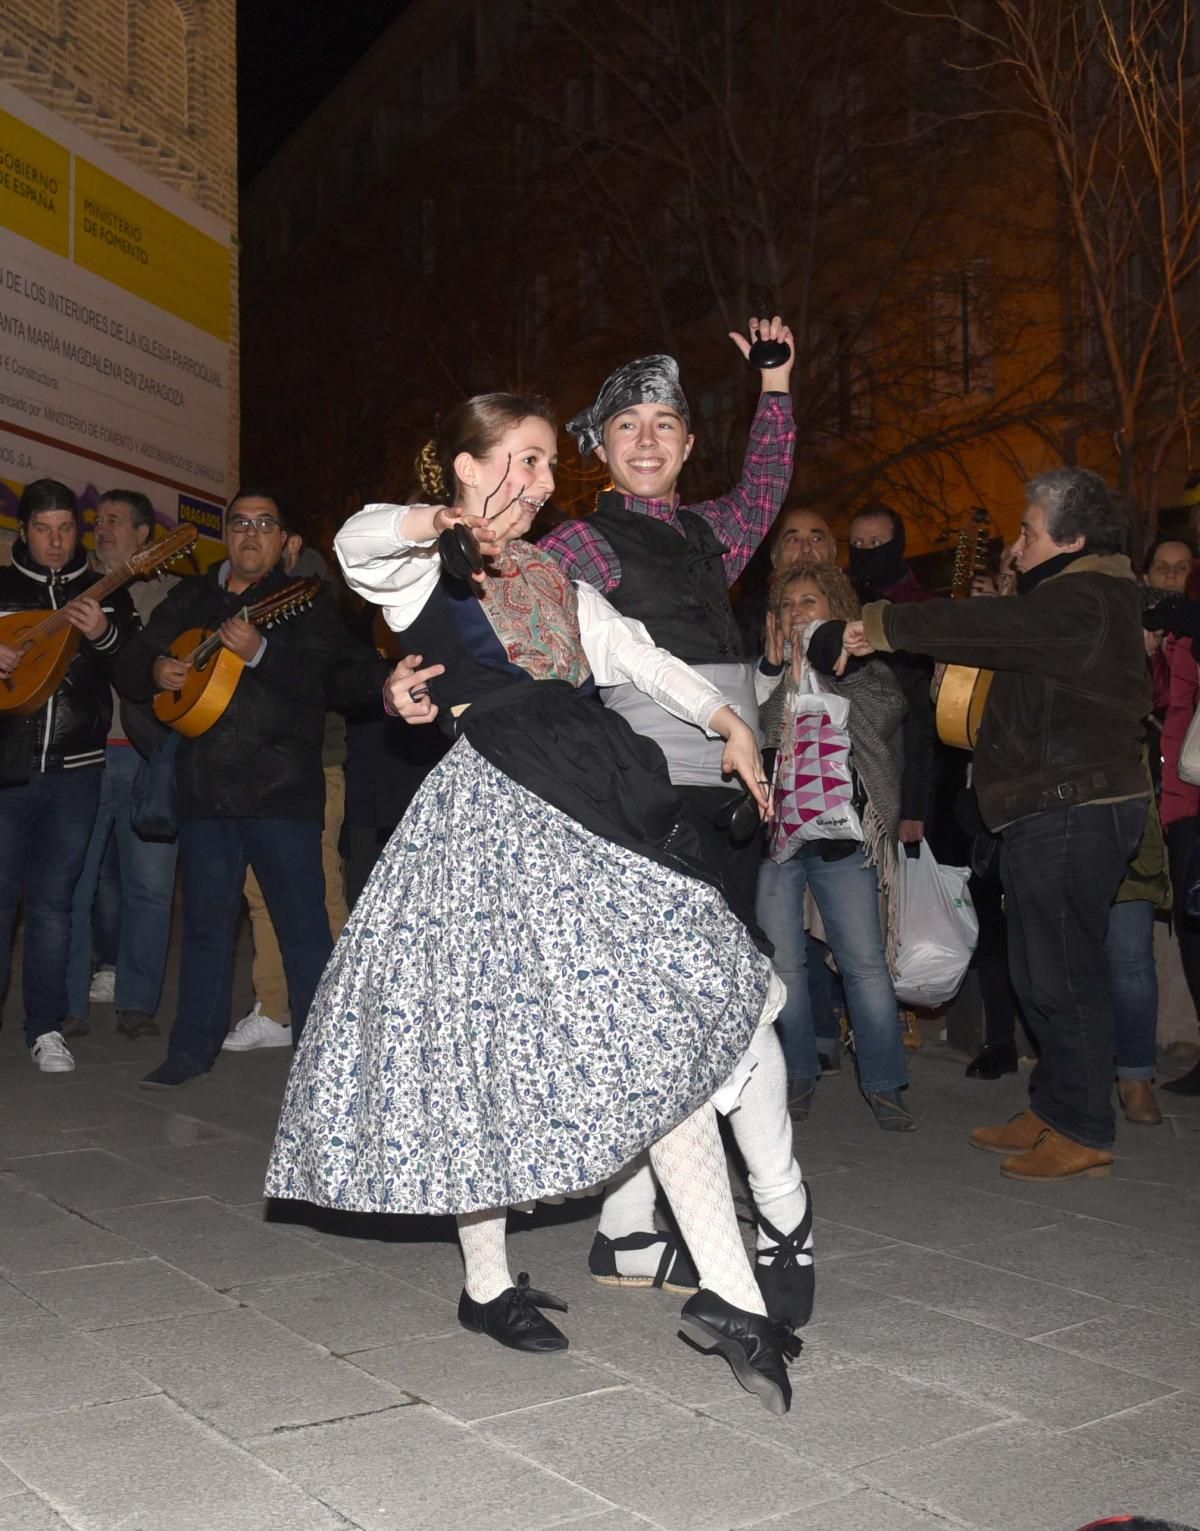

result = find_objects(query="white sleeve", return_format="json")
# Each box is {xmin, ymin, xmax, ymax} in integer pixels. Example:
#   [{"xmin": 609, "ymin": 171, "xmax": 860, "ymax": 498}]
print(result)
[
  {"xmin": 754, "ymin": 663, "xmax": 785, "ymax": 707},
  {"xmin": 333, "ymin": 503, "xmax": 440, "ymax": 632},
  {"xmin": 575, "ymin": 581, "xmax": 730, "ymax": 736}
]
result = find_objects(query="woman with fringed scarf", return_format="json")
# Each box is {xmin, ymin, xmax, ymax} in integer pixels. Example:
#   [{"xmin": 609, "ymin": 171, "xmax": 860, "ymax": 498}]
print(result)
[{"xmin": 756, "ymin": 561, "xmax": 912, "ymax": 1131}]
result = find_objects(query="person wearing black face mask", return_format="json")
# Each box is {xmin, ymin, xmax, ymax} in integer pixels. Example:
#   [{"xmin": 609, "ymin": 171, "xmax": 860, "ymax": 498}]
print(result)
[
  {"xmin": 839, "ymin": 468, "xmax": 1150, "ymax": 1183},
  {"xmin": 847, "ymin": 503, "xmax": 933, "ymax": 847}
]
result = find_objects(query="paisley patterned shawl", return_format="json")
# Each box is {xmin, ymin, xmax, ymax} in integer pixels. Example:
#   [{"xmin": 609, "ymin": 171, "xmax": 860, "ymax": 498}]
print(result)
[{"xmin": 477, "ymin": 539, "xmax": 592, "ymax": 687}]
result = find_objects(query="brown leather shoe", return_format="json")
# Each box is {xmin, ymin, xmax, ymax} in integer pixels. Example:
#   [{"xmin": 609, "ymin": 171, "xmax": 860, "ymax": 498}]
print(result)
[
  {"xmin": 1000, "ymin": 1127, "xmax": 1113, "ymax": 1181},
  {"xmin": 969, "ymin": 1109, "xmax": 1046, "ymax": 1155},
  {"xmin": 1117, "ymin": 1079, "xmax": 1163, "ymax": 1126}
]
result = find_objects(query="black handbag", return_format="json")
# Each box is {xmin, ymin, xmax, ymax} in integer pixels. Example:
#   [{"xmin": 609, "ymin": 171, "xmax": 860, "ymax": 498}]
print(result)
[{"xmin": 130, "ymin": 732, "xmax": 180, "ymax": 841}]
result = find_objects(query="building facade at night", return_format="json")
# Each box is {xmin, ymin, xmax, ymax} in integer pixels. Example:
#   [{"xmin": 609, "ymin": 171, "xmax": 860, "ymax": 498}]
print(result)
[
  {"xmin": 0, "ymin": 0, "xmax": 238, "ymax": 563},
  {"xmin": 242, "ymin": 0, "xmax": 1197, "ymax": 569}
]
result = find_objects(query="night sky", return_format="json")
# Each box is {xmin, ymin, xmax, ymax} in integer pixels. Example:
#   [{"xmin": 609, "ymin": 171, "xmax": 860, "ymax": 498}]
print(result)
[{"xmin": 237, "ymin": 1, "xmax": 404, "ymax": 186}]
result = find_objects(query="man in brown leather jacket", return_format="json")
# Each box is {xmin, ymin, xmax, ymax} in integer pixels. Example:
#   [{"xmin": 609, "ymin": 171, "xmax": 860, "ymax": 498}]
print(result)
[{"xmin": 843, "ymin": 468, "xmax": 1150, "ymax": 1182}]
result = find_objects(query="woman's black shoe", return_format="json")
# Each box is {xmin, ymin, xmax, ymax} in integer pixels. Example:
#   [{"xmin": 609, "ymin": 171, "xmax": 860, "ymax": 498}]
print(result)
[
  {"xmin": 965, "ymin": 1043, "xmax": 1019, "ymax": 1080},
  {"xmin": 678, "ymin": 1289, "xmax": 800, "ymax": 1415},
  {"xmin": 458, "ymin": 1272, "xmax": 569, "ymax": 1353},
  {"xmin": 1161, "ymin": 1058, "xmax": 1200, "ymax": 1096},
  {"xmin": 754, "ymin": 1190, "xmax": 815, "ymax": 1329}
]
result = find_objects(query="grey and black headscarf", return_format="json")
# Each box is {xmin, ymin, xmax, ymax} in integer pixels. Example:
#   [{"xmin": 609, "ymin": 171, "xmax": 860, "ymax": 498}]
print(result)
[{"xmin": 567, "ymin": 354, "xmax": 691, "ymax": 456}]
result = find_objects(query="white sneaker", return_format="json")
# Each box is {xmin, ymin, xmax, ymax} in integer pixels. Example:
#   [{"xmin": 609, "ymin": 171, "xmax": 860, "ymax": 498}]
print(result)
[
  {"xmin": 222, "ymin": 1002, "xmax": 291, "ymax": 1051},
  {"xmin": 88, "ymin": 968, "xmax": 116, "ymax": 1003},
  {"xmin": 32, "ymin": 1032, "xmax": 76, "ymax": 1073}
]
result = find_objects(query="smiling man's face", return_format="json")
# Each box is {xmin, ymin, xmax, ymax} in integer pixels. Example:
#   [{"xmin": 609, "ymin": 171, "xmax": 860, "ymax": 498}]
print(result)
[{"xmin": 597, "ymin": 403, "xmax": 693, "ymax": 502}]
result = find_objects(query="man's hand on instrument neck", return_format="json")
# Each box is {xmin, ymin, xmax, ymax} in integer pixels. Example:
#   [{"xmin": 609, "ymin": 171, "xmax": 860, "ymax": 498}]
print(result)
[
  {"xmin": 728, "ymin": 314, "xmax": 795, "ymax": 394},
  {"xmin": 64, "ymin": 596, "xmax": 108, "ymax": 642},
  {"xmin": 219, "ymin": 615, "xmax": 264, "ymax": 663}
]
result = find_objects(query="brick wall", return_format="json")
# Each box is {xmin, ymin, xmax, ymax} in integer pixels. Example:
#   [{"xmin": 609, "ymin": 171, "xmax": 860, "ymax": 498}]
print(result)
[{"xmin": 0, "ymin": 0, "xmax": 239, "ymax": 482}]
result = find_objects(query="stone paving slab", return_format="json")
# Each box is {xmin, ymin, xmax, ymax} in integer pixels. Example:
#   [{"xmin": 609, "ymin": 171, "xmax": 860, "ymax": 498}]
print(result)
[
  {"xmin": 478, "ymin": 1387, "xmax": 852, "ymax": 1531},
  {"xmin": 0, "ymin": 1318, "xmax": 158, "ymax": 1421},
  {"xmin": 14, "ymin": 1255, "xmax": 238, "ymax": 1331},
  {"xmin": 700, "ymin": 1363, "xmax": 1008, "ymax": 1470},
  {"xmin": 94, "ymin": 1194, "xmax": 351, "ymax": 1287},
  {"xmin": 830, "ymin": 1241, "xmax": 1116, "ymax": 1338},
  {"xmin": 860, "ymin": 1418, "xmax": 1200, "ymax": 1531},
  {"xmin": 0, "ymin": 1145, "xmax": 195, "ymax": 1212},
  {"xmin": 1071, "ymin": 1391, "xmax": 1200, "ymax": 1475},
  {"xmin": 252, "ymin": 1403, "xmax": 604, "ymax": 1531},
  {"xmin": 804, "ymin": 1294, "xmax": 1177, "ymax": 1429},
  {"xmin": 0, "ymin": 1395, "xmax": 350, "ymax": 1531},
  {"xmin": 759, "ymin": 1490, "xmax": 968, "ymax": 1530},
  {"xmin": 227, "ymin": 1266, "xmax": 460, "ymax": 1353},
  {"xmin": 93, "ymin": 1305, "xmax": 407, "ymax": 1440},
  {"xmin": 347, "ymin": 1327, "xmax": 624, "ymax": 1422},
  {"xmin": 1033, "ymin": 1307, "xmax": 1200, "ymax": 1388},
  {"xmin": 0, "ymin": 1495, "xmax": 76, "ymax": 1530},
  {"xmin": 0, "ymin": 1179, "xmax": 141, "ymax": 1272}
]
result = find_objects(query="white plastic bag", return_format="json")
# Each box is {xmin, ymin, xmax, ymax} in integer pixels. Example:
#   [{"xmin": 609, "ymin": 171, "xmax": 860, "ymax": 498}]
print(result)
[{"xmin": 891, "ymin": 841, "xmax": 978, "ymax": 1007}]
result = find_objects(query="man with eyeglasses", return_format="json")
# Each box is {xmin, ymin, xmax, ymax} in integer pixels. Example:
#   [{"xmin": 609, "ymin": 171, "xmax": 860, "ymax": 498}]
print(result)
[{"xmin": 114, "ymin": 487, "xmax": 387, "ymax": 1088}]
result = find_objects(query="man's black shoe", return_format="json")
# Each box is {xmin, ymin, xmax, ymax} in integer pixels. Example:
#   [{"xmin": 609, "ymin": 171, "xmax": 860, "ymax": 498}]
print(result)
[
  {"xmin": 1161, "ymin": 1058, "xmax": 1200, "ymax": 1096},
  {"xmin": 458, "ymin": 1272, "xmax": 569, "ymax": 1353},
  {"xmin": 140, "ymin": 1054, "xmax": 207, "ymax": 1090},
  {"xmin": 117, "ymin": 1009, "xmax": 160, "ymax": 1041},
  {"xmin": 817, "ymin": 1050, "xmax": 841, "ymax": 1075},
  {"xmin": 965, "ymin": 1043, "xmax": 1019, "ymax": 1080},
  {"xmin": 678, "ymin": 1288, "xmax": 800, "ymax": 1415},
  {"xmin": 754, "ymin": 1190, "xmax": 815, "ymax": 1329}
]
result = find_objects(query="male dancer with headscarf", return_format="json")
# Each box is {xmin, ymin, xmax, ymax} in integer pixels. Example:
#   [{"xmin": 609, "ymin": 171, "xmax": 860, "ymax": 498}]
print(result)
[{"xmin": 539, "ymin": 318, "xmax": 814, "ymax": 1329}]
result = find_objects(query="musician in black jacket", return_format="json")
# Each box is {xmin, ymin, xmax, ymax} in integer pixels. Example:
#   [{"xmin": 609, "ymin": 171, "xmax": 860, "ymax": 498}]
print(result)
[
  {"xmin": 114, "ymin": 488, "xmax": 387, "ymax": 1088},
  {"xmin": 0, "ymin": 478, "xmax": 135, "ymax": 1073}
]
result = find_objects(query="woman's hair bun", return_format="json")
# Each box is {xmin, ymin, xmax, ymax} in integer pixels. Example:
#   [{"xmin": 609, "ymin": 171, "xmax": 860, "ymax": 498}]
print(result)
[{"xmin": 416, "ymin": 439, "xmax": 449, "ymax": 502}]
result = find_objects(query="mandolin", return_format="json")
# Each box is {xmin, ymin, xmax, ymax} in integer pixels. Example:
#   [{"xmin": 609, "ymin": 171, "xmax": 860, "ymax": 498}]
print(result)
[
  {"xmin": 934, "ymin": 508, "xmax": 996, "ymax": 750},
  {"xmin": 0, "ymin": 523, "xmax": 199, "ymax": 715},
  {"xmin": 153, "ymin": 577, "xmax": 322, "ymax": 737}
]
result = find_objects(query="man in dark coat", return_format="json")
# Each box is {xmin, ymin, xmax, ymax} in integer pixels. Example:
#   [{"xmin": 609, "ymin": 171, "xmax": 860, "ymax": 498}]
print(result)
[
  {"xmin": 844, "ymin": 468, "xmax": 1150, "ymax": 1181},
  {"xmin": 115, "ymin": 488, "xmax": 386, "ymax": 1087}
]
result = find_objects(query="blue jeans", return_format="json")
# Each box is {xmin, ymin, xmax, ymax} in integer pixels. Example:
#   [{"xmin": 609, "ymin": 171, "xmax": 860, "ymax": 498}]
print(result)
[
  {"xmin": 1001, "ymin": 799, "xmax": 1147, "ymax": 1149},
  {"xmin": 805, "ymin": 929, "xmax": 843, "ymax": 1055},
  {"xmin": 1105, "ymin": 899, "xmax": 1158, "ymax": 1080},
  {"xmin": 65, "ymin": 744, "xmax": 178, "ymax": 1018},
  {"xmin": 0, "ymin": 769, "xmax": 103, "ymax": 1045},
  {"xmin": 756, "ymin": 844, "xmax": 908, "ymax": 1093},
  {"xmin": 92, "ymin": 832, "xmax": 121, "ymax": 970},
  {"xmin": 170, "ymin": 816, "xmax": 331, "ymax": 1068}
]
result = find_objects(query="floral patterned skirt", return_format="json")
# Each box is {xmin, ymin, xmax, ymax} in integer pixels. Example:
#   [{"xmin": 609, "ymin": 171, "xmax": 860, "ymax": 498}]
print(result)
[{"xmin": 266, "ymin": 737, "xmax": 771, "ymax": 1215}]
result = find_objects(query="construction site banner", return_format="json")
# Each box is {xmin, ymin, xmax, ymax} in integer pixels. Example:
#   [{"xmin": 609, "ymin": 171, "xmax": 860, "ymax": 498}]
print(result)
[{"xmin": 0, "ymin": 79, "xmax": 231, "ymax": 555}]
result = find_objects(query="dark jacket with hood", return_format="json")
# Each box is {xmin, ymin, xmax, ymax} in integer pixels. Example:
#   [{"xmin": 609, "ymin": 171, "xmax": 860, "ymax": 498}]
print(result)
[
  {"xmin": 0, "ymin": 540, "xmax": 134, "ymax": 785},
  {"xmin": 113, "ymin": 561, "xmax": 387, "ymax": 823},
  {"xmin": 861, "ymin": 551, "xmax": 1150, "ymax": 830}
]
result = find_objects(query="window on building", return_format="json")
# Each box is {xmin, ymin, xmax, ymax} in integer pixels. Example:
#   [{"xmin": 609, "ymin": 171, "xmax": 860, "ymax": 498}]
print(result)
[
  {"xmin": 421, "ymin": 197, "xmax": 437, "ymax": 278},
  {"xmin": 522, "ymin": 271, "xmax": 551, "ymax": 366},
  {"xmin": 577, "ymin": 237, "xmax": 612, "ymax": 336},
  {"xmin": 929, "ymin": 262, "xmax": 994, "ymax": 400},
  {"xmin": 816, "ymin": 72, "xmax": 865, "ymax": 197},
  {"xmin": 421, "ymin": 44, "xmax": 460, "ymax": 135},
  {"xmin": 836, "ymin": 317, "xmax": 873, "ymax": 434}
]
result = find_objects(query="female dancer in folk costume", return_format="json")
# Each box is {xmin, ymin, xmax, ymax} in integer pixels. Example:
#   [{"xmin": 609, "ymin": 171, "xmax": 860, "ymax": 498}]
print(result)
[{"xmin": 266, "ymin": 394, "xmax": 798, "ymax": 1414}]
